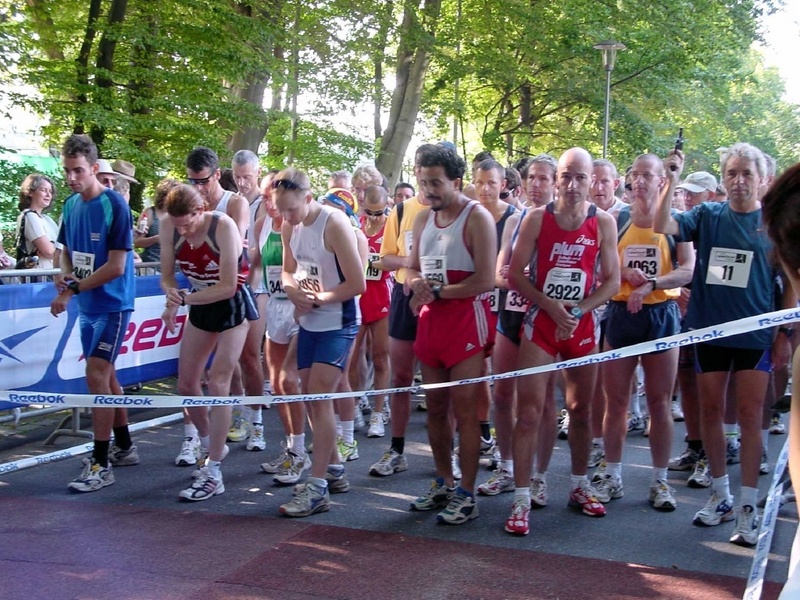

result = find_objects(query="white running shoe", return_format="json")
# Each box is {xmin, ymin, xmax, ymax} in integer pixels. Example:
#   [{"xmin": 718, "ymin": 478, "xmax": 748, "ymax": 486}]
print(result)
[
  {"xmin": 367, "ymin": 413, "xmax": 385, "ymax": 438},
  {"xmin": 247, "ymin": 424, "xmax": 267, "ymax": 451},
  {"xmin": 175, "ymin": 437, "xmax": 200, "ymax": 466}
]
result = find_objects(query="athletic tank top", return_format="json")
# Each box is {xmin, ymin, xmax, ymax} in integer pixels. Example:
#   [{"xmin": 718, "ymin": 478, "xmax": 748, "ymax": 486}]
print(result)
[
  {"xmin": 364, "ymin": 222, "xmax": 390, "ymax": 284},
  {"xmin": 613, "ymin": 222, "xmax": 679, "ymax": 303},
  {"xmin": 418, "ymin": 201, "xmax": 478, "ymax": 286},
  {"xmin": 530, "ymin": 202, "xmax": 600, "ymax": 303},
  {"xmin": 174, "ymin": 212, "xmax": 245, "ymax": 291},
  {"xmin": 290, "ymin": 205, "xmax": 359, "ymax": 332},
  {"xmin": 215, "ymin": 190, "xmax": 234, "ymax": 215},
  {"xmin": 490, "ymin": 204, "xmax": 517, "ymax": 312},
  {"xmin": 260, "ymin": 217, "xmax": 286, "ymax": 299}
]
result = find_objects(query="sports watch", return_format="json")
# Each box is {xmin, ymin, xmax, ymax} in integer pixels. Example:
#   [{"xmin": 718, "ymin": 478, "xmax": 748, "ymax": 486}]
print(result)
[
  {"xmin": 569, "ymin": 306, "xmax": 583, "ymax": 320},
  {"xmin": 431, "ymin": 284, "xmax": 443, "ymax": 301},
  {"xmin": 647, "ymin": 277, "xmax": 658, "ymax": 291},
  {"xmin": 67, "ymin": 280, "xmax": 81, "ymax": 295}
]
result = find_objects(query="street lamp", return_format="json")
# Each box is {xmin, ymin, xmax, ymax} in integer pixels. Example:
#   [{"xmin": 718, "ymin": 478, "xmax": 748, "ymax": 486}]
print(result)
[{"xmin": 593, "ymin": 40, "xmax": 626, "ymax": 159}]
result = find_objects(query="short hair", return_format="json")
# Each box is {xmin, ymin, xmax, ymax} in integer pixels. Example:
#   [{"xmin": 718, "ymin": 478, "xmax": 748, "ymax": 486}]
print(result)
[
  {"xmin": 504, "ymin": 167, "xmax": 522, "ymax": 192},
  {"xmin": 18, "ymin": 174, "xmax": 56, "ymax": 211},
  {"xmin": 62, "ymin": 134, "xmax": 98, "ymax": 164},
  {"xmin": 512, "ymin": 156, "xmax": 532, "ymax": 174},
  {"xmin": 720, "ymin": 142, "xmax": 767, "ymax": 179},
  {"xmin": 153, "ymin": 178, "xmax": 180, "ymax": 211},
  {"xmin": 219, "ymin": 168, "xmax": 237, "ymax": 192},
  {"xmin": 186, "ymin": 146, "xmax": 219, "ymax": 173},
  {"xmin": 633, "ymin": 153, "xmax": 665, "ymax": 176},
  {"xmin": 416, "ymin": 144, "xmax": 466, "ymax": 181},
  {"xmin": 521, "ymin": 153, "xmax": 557, "ymax": 181},
  {"xmin": 762, "ymin": 162, "xmax": 800, "ymax": 271},
  {"xmin": 475, "ymin": 159, "xmax": 505, "ymax": 179},
  {"xmin": 113, "ymin": 177, "xmax": 130, "ymax": 196},
  {"xmin": 365, "ymin": 185, "xmax": 388, "ymax": 205},
  {"xmin": 473, "ymin": 151, "xmax": 495, "ymax": 164},
  {"xmin": 764, "ymin": 153, "xmax": 777, "ymax": 179},
  {"xmin": 352, "ymin": 164, "xmax": 383, "ymax": 188},
  {"xmin": 329, "ymin": 170, "xmax": 351, "ymax": 188},
  {"xmin": 166, "ymin": 184, "xmax": 204, "ymax": 217},
  {"xmin": 593, "ymin": 159, "xmax": 618, "ymax": 179},
  {"xmin": 395, "ymin": 181, "xmax": 415, "ymax": 195},
  {"xmin": 414, "ymin": 143, "xmax": 439, "ymax": 166},
  {"xmin": 273, "ymin": 167, "xmax": 311, "ymax": 194},
  {"xmin": 231, "ymin": 149, "xmax": 260, "ymax": 170}
]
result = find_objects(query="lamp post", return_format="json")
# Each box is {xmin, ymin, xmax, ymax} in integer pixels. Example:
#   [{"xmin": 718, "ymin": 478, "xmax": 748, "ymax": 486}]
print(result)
[{"xmin": 593, "ymin": 40, "xmax": 626, "ymax": 159}]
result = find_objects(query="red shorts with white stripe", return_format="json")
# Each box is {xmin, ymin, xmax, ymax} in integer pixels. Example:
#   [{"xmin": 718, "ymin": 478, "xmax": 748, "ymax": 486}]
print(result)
[
  {"xmin": 414, "ymin": 297, "xmax": 495, "ymax": 370},
  {"xmin": 523, "ymin": 305, "xmax": 599, "ymax": 360}
]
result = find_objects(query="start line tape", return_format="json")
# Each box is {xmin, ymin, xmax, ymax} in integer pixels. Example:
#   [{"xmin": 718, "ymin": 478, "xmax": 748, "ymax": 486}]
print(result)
[{"xmin": 1, "ymin": 308, "xmax": 799, "ymax": 408}]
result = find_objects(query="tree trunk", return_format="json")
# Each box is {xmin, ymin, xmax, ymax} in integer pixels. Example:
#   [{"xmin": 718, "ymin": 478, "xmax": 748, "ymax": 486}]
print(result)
[
  {"xmin": 73, "ymin": 0, "xmax": 103, "ymax": 134},
  {"xmin": 372, "ymin": 1, "xmax": 394, "ymax": 141},
  {"xmin": 90, "ymin": 0, "xmax": 129, "ymax": 151},
  {"xmin": 376, "ymin": 0, "xmax": 442, "ymax": 188}
]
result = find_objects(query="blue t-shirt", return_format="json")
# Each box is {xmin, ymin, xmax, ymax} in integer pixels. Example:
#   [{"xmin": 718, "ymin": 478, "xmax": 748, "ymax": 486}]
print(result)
[
  {"xmin": 674, "ymin": 201, "xmax": 775, "ymax": 349},
  {"xmin": 58, "ymin": 189, "xmax": 135, "ymax": 314}
]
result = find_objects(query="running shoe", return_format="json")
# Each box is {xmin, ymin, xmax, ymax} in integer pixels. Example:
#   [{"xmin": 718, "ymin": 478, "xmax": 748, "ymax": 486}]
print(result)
[
  {"xmin": 668, "ymin": 446, "xmax": 699, "ymax": 471},
  {"xmin": 369, "ymin": 449, "xmax": 408, "ymax": 477},
  {"xmin": 326, "ymin": 465, "xmax": 350, "ymax": 494},
  {"xmin": 480, "ymin": 435, "xmax": 496, "ymax": 457},
  {"xmin": 760, "ymin": 450, "xmax": 770, "ymax": 475},
  {"xmin": 504, "ymin": 496, "xmax": 530, "ymax": 536},
  {"xmin": 568, "ymin": 480, "xmax": 606, "ymax": 517},
  {"xmin": 530, "ymin": 478, "xmax": 548, "ymax": 508},
  {"xmin": 108, "ymin": 444, "xmax": 139, "ymax": 467},
  {"xmin": 175, "ymin": 437, "xmax": 200, "ymax": 466},
  {"xmin": 261, "ymin": 444, "xmax": 290, "ymax": 474},
  {"xmin": 649, "ymin": 480, "xmax": 677, "ymax": 511},
  {"xmin": 688, "ymin": 457, "xmax": 712, "ymax": 488},
  {"xmin": 726, "ymin": 437, "xmax": 741, "ymax": 465},
  {"xmin": 247, "ymin": 424, "xmax": 266, "ymax": 451},
  {"xmin": 227, "ymin": 416, "xmax": 249, "ymax": 442},
  {"xmin": 417, "ymin": 399, "xmax": 428, "ymax": 412},
  {"xmin": 693, "ymin": 490, "xmax": 734, "ymax": 526},
  {"xmin": 730, "ymin": 505, "xmax": 759, "ymax": 547},
  {"xmin": 354, "ymin": 409, "xmax": 365, "ymax": 431},
  {"xmin": 68, "ymin": 458, "xmax": 115, "ymax": 492},
  {"xmin": 557, "ymin": 409, "xmax": 570, "ymax": 440},
  {"xmin": 410, "ymin": 478, "xmax": 455, "ymax": 511},
  {"xmin": 642, "ymin": 415, "xmax": 651, "ymax": 438},
  {"xmin": 451, "ymin": 452, "xmax": 462, "ymax": 480},
  {"xmin": 769, "ymin": 415, "xmax": 786, "ymax": 435},
  {"xmin": 382, "ymin": 401, "xmax": 392, "ymax": 424},
  {"xmin": 593, "ymin": 474, "xmax": 624, "ymax": 503},
  {"xmin": 273, "ymin": 450, "xmax": 311, "ymax": 485},
  {"xmin": 671, "ymin": 400, "xmax": 685, "ymax": 422},
  {"xmin": 591, "ymin": 459, "xmax": 607, "ymax": 484},
  {"xmin": 280, "ymin": 482, "xmax": 330, "ymax": 517},
  {"xmin": 627, "ymin": 413, "xmax": 645, "ymax": 433},
  {"xmin": 477, "ymin": 468, "xmax": 514, "ymax": 496},
  {"xmin": 437, "ymin": 489, "xmax": 478, "ymax": 525},
  {"xmin": 588, "ymin": 443, "xmax": 605, "ymax": 469},
  {"xmin": 192, "ymin": 444, "xmax": 229, "ymax": 478},
  {"xmin": 337, "ymin": 438, "xmax": 359, "ymax": 462},
  {"xmin": 358, "ymin": 395, "xmax": 371, "ymax": 415},
  {"xmin": 367, "ymin": 413, "xmax": 385, "ymax": 438},
  {"xmin": 179, "ymin": 468, "xmax": 224, "ymax": 501}
]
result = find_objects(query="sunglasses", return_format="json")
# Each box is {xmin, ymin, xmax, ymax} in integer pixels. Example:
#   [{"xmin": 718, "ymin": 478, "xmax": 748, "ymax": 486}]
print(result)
[
  {"xmin": 188, "ymin": 175, "xmax": 214, "ymax": 186},
  {"xmin": 364, "ymin": 208, "xmax": 386, "ymax": 217},
  {"xmin": 272, "ymin": 179, "xmax": 307, "ymax": 191}
]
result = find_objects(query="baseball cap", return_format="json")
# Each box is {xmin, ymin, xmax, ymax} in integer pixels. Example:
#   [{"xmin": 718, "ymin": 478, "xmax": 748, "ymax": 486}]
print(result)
[
  {"xmin": 323, "ymin": 188, "xmax": 358, "ymax": 217},
  {"xmin": 677, "ymin": 171, "xmax": 717, "ymax": 194}
]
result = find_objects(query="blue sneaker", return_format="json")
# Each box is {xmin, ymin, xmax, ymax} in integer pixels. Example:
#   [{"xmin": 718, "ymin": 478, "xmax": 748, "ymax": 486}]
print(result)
[
  {"xmin": 279, "ymin": 482, "xmax": 330, "ymax": 517},
  {"xmin": 693, "ymin": 490, "xmax": 734, "ymax": 526},
  {"xmin": 410, "ymin": 478, "xmax": 455, "ymax": 511},
  {"xmin": 437, "ymin": 488, "xmax": 479, "ymax": 525}
]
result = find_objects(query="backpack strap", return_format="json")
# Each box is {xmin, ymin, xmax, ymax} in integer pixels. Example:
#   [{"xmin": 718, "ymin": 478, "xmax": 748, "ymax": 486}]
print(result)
[{"xmin": 616, "ymin": 206, "xmax": 678, "ymax": 268}]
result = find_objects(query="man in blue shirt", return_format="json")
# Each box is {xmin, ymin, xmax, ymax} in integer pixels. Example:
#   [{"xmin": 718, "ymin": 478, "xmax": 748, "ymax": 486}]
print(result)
[{"xmin": 51, "ymin": 134, "xmax": 137, "ymax": 492}]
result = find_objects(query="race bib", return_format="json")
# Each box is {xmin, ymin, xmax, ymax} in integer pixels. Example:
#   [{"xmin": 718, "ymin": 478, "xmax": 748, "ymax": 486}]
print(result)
[
  {"xmin": 296, "ymin": 260, "xmax": 324, "ymax": 294},
  {"xmin": 71, "ymin": 251, "xmax": 95, "ymax": 280},
  {"xmin": 543, "ymin": 267, "xmax": 586, "ymax": 302},
  {"xmin": 487, "ymin": 288, "xmax": 500, "ymax": 313},
  {"xmin": 366, "ymin": 252, "xmax": 382, "ymax": 281},
  {"xmin": 420, "ymin": 255, "xmax": 448, "ymax": 285},
  {"xmin": 404, "ymin": 231, "xmax": 413, "ymax": 256},
  {"xmin": 705, "ymin": 247, "xmax": 753, "ymax": 289},
  {"xmin": 623, "ymin": 244, "xmax": 661, "ymax": 277},
  {"xmin": 267, "ymin": 265, "xmax": 286, "ymax": 298},
  {"xmin": 504, "ymin": 289, "xmax": 529, "ymax": 312}
]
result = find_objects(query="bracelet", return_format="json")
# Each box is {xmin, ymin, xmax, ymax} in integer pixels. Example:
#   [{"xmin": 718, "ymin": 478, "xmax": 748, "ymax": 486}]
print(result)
[
  {"xmin": 778, "ymin": 326, "xmax": 794, "ymax": 339},
  {"xmin": 179, "ymin": 291, "xmax": 186, "ymax": 306}
]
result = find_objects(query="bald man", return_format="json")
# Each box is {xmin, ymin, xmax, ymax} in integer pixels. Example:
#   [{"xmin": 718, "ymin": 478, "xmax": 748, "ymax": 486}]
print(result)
[{"xmin": 504, "ymin": 148, "xmax": 620, "ymax": 535}]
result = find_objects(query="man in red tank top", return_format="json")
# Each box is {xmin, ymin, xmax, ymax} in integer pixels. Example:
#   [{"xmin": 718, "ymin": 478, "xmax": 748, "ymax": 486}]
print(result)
[{"xmin": 504, "ymin": 148, "xmax": 620, "ymax": 535}]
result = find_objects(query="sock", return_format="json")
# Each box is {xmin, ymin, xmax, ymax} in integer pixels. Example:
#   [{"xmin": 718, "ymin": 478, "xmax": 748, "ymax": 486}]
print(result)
[
  {"xmin": 762, "ymin": 429, "xmax": 769, "ymax": 451},
  {"xmin": 308, "ymin": 476, "xmax": 328, "ymax": 490},
  {"xmin": 533, "ymin": 471, "xmax": 547, "ymax": 483},
  {"xmin": 712, "ymin": 474, "xmax": 731, "ymax": 500},
  {"xmin": 480, "ymin": 421, "xmax": 491, "ymax": 440},
  {"xmin": 740, "ymin": 486, "xmax": 758, "ymax": 508},
  {"xmin": 251, "ymin": 407, "xmax": 263, "ymax": 425},
  {"xmin": 206, "ymin": 460, "xmax": 222, "ymax": 479},
  {"xmin": 592, "ymin": 437, "xmax": 604, "ymax": 448},
  {"xmin": 112, "ymin": 426, "xmax": 132, "ymax": 450},
  {"xmin": 391, "ymin": 437, "xmax": 405, "ymax": 455},
  {"xmin": 456, "ymin": 485, "xmax": 473, "ymax": 497},
  {"xmin": 292, "ymin": 433, "xmax": 306, "ymax": 456},
  {"xmin": 327, "ymin": 464, "xmax": 344, "ymax": 478},
  {"xmin": 724, "ymin": 423, "xmax": 739, "ymax": 437},
  {"xmin": 688, "ymin": 439, "xmax": 702, "ymax": 453},
  {"xmin": 341, "ymin": 421, "xmax": 355, "ymax": 444},
  {"xmin": 502, "ymin": 459, "xmax": 514, "ymax": 474},
  {"xmin": 200, "ymin": 435, "xmax": 210, "ymax": 449},
  {"xmin": 241, "ymin": 406, "xmax": 252, "ymax": 422},
  {"xmin": 184, "ymin": 423, "xmax": 198, "ymax": 439},
  {"xmin": 335, "ymin": 416, "xmax": 343, "ymax": 439},
  {"xmin": 606, "ymin": 462, "xmax": 622, "ymax": 480},
  {"xmin": 570, "ymin": 474, "xmax": 587, "ymax": 488},
  {"xmin": 651, "ymin": 467, "xmax": 668, "ymax": 485},
  {"xmin": 93, "ymin": 440, "xmax": 110, "ymax": 467},
  {"xmin": 514, "ymin": 486, "xmax": 531, "ymax": 502}
]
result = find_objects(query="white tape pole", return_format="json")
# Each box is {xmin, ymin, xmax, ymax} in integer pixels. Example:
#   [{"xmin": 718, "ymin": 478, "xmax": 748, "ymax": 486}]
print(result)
[
  {"xmin": 2, "ymin": 308, "xmax": 800, "ymax": 408},
  {"xmin": 744, "ymin": 438, "xmax": 791, "ymax": 600},
  {"xmin": 0, "ymin": 411, "xmax": 183, "ymax": 475}
]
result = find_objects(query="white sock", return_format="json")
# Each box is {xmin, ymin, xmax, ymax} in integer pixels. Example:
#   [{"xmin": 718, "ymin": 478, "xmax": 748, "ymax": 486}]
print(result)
[
  {"xmin": 592, "ymin": 437, "xmax": 604, "ymax": 448},
  {"xmin": 740, "ymin": 486, "xmax": 758, "ymax": 508},
  {"xmin": 651, "ymin": 467, "xmax": 668, "ymax": 484},
  {"xmin": 292, "ymin": 433, "xmax": 306, "ymax": 456},
  {"xmin": 570, "ymin": 474, "xmax": 587, "ymax": 488},
  {"xmin": 514, "ymin": 487, "xmax": 531, "ymax": 502},
  {"xmin": 206, "ymin": 460, "xmax": 222, "ymax": 479},
  {"xmin": 251, "ymin": 407, "xmax": 262, "ymax": 425},
  {"xmin": 200, "ymin": 435, "xmax": 210, "ymax": 449},
  {"xmin": 533, "ymin": 471, "xmax": 547, "ymax": 483},
  {"xmin": 606, "ymin": 462, "xmax": 622, "ymax": 480},
  {"xmin": 724, "ymin": 423, "xmax": 739, "ymax": 437},
  {"xmin": 335, "ymin": 414, "xmax": 342, "ymax": 438},
  {"xmin": 341, "ymin": 421, "xmax": 355, "ymax": 444},
  {"xmin": 761, "ymin": 429, "xmax": 769, "ymax": 450},
  {"xmin": 502, "ymin": 459, "xmax": 514, "ymax": 473},
  {"xmin": 184, "ymin": 423, "xmax": 198, "ymax": 439},
  {"xmin": 712, "ymin": 474, "xmax": 731, "ymax": 500}
]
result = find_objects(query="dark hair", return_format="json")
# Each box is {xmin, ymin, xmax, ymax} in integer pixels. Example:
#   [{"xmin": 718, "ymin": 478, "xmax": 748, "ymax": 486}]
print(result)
[
  {"xmin": 219, "ymin": 168, "xmax": 237, "ymax": 192},
  {"xmin": 513, "ymin": 157, "xmax": 532, "ymax": 175},
  {"xmin": 762, "ymin": 162, "xmax": 800, "ymax": 272},
  {"xmin": 395, "ymin": 181, "xmax": 415, "ymax": 195},
  {"xmin": 416, "ymin": 144, "xmax": 466, "ymax": 181},
  {"xmin": 186, "ymin": 146, "xmax": 219, "ymax": 173},
  {"xmin": 166, "ymin": 184, "xmax": 204, "ymax": 217},
  {"xmin": 473, "ymin": 151, "xmax": 495, "ymax": 164},
  {"xmin": 18, "ymin": 174, "xmax": 56, "ymax": 211},
  {"xmin": 504, "ymin": 167, "xmax": 522, "ymax": 192},
  {"xmin": 62, "ymin": 134, "xmax": 98, "ymax": 164},
  {"xmin": 475, "ymin": 159, "xmax": 505, "ymax": 179}
]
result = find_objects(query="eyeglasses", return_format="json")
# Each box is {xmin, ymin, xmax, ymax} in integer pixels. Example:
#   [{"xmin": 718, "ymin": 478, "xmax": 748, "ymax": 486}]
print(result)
[
  {"xmin": 188, "ymin": 175, "xmax": 214, "ymax": 186},
  {"xmin": 624, "ymin": 183, "xmax": 632, "ymax": 191},
  {"xmin": 272, "ymin": 179, "xmax": 307, "ymax": 191},
  {"xmin": 364, "ymin": 208, "xmax": 386, "ymax": 217}
]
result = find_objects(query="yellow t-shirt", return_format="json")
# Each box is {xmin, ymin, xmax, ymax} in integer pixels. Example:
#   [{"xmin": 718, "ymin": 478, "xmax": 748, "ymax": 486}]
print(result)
[
  {"xmin": 380, "ymin": 196, "xmax": 427, "ymax": 284},
  {"xmin": 612, "ymin": 223, "xmax": 679, "ymax": 303}
]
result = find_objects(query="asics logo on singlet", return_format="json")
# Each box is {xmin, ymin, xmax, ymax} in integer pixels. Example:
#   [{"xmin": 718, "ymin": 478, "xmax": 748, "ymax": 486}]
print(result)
[
  {"xmin": 575, "ymin": 235, "xmax": 595, "ymax": 246},
  {"xmin": 549, "ymin": 242, "xmax": 585, "ymax": 262}
]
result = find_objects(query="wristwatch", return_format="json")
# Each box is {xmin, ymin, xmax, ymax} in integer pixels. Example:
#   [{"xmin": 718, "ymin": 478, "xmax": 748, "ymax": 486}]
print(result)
[
  {"xmin": 431, "ymin": 284, "xmax": 442, "ymax": 301},
  {"xmin": 778, "ymin": 326, "xmax": 794, "ymax": 339},
  {"xmin": 569, "ymin": 306, "xmax": 583, "ymax": 320},
  {"xmin": 67, "ymin": 280, "xmax": 80, "ymax": 295},
  {"xmin": 647, "ymin": 277, "xmax": 658, "ymax": 291}
]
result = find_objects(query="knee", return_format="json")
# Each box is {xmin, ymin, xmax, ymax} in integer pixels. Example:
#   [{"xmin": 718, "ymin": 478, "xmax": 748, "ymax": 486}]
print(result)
[{"xmin": 373, "ymin": 353, "xmax": 389, "ymax": 374}]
